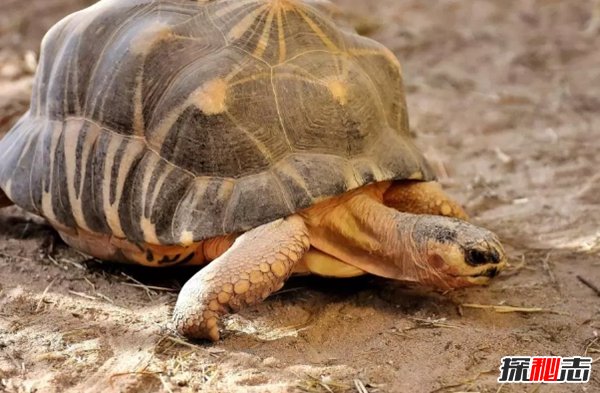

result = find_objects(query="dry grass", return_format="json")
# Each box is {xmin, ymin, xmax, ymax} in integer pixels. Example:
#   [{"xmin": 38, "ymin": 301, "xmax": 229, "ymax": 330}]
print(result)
[
  {"xmin": 460, "ymin": 304, "xmax": 556, "ymax": 314},
  {"xmin": 296, "ymin": 374, "xmax": 351, "ymax": 393}
]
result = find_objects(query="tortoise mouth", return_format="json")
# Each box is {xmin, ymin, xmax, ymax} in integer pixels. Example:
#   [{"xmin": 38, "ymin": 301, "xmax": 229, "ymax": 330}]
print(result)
[
  {"xmin": 472, "ymin": 266, "xmax": 500, "ymax": 278},
  {"xmin": 450, "ymin": 260, "xmax": 507, "ymax": 280}
]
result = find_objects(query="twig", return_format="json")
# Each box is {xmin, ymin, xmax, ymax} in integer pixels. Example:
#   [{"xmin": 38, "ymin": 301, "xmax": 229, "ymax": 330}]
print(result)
[
  {"xmin": 354, "ymin": 379, "xmax": 369, "ymax": 393},
  {"xmin": 158, "ymin": 373, "xmax": 174, "ymax": 393},
  {"xmin": 35, "ymin": 352, "xmax": 67, "ymax": 361},
  {"xmin": 36, "ymin": 279, "xmax": 56, "ymax": 312},
  {"xmin": 121, "ymin": 282, "xmax": 177, "ymax": 292},
  {"xmin": 461, "ymin": 303, "xmax": 553, "ymax": 314},
  {"xmin": 68, "ymin": 290, "xmax": 97, "ymax": 301},
  {"xmin": 576, "ymin": 275, "xmax": 600, "ymax": 297},
  {"xmin": 121, "ymin": 272, "xmax": 149, "ymax": 287},
  {"xmin": 0, "ymin": 252, "xmax": 34, "ymax": 262},
  {"xmin": 84, "ymin": 277, "xmax": 95, "ymax": 291},
  {"xmin": 407, "ymin": 317, "xmax": 461, "ymax": 329},
  {"xmin": 95, "ymin": 292, "xmax": 114, "ymax": 304},
  {"xmin": 584, "ymin": 337, "xmax": 599, "ymax": 357},
  {"xmin": 74, "ymin": 250, "xmax": 96, "ymax": 260},
  {"xmin": 542, "ymin": 253, "xmax": 558, "ymax": 289},
  {"xmin": 61, "ymin": 258, "xmax": 86, "ymax": 270},
  {"xmin": 47, "ymin": 254, "xmax": 67, "ymax": 270},
  {"xmin": 121, "ymin": 272, "xmax": 158, "ymax": 298},
  {"xmin": 165, "ymin": 336, "xmax": 205, "ymax": 351}
]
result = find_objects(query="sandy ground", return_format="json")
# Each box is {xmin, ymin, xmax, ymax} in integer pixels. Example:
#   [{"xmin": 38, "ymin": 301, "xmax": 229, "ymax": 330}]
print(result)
[{"xmin": 1, "ymin": 0, "xmax": 600, "ymax": 392}]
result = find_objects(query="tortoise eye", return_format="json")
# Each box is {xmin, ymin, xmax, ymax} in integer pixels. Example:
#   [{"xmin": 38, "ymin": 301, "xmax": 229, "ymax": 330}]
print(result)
[{"xmin": 467, "ymin": 249, "xmax": 490, "ymax": 266}]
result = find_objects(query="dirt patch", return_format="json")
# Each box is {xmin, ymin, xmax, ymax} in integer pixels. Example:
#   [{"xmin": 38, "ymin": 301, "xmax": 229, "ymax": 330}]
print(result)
[{"xmin": 1, "ymin": 0, "xmax": 599, "ymax": 392}]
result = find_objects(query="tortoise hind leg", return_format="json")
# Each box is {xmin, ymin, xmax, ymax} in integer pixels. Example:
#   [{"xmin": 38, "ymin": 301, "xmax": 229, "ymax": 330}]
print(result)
[
  {"xmin": 383, "ymin": 181, "xmax": 468, "ymax": 220},
  {"xmin": 0, "ymin": 188, "xmax": 13, "ymax": 208},
  {"xmin": 173, "ymin": 215, "xmax": 310, "ymax": 341}
]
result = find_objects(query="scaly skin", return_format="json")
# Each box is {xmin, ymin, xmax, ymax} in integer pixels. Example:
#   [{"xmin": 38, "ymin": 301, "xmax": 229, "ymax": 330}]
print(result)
[
  {"xmin": 172, "ymin": 215, "xmax": 310, "ymax": 340},
  {"xmin": 384, "ymin": 181, "xmax": 469, "ymax": 220}
]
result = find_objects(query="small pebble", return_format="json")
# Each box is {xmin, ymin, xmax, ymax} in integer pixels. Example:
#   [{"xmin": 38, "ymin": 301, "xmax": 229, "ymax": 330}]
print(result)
[{"xmin": 262, "ymin": 356, "xmax": 280, "ymax": 367}]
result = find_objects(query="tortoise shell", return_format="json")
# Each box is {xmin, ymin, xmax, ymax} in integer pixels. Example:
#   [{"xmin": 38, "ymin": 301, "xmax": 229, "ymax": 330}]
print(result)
[{"xmin": 0, "ymin": 0, "xmax": 434, "ymax": 246}]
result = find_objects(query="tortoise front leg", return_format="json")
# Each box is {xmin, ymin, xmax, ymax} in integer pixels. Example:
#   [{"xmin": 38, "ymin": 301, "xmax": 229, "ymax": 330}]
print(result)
[
  {"xmin": 173, "ymin": 215, "xmax": 310, "ymax": 341},
  {"xmin": 383, "ymin": 181, "xmax": 468, "ymax": 220},
  {"xmin": 0, "ymin": 189, "xmax": 13, "ymax": 209}
]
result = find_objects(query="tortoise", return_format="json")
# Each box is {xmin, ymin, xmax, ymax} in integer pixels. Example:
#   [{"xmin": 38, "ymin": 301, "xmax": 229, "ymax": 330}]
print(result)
[{"xmin": 0, "ymin": 0, "xmax": 507, "ymax": 341}]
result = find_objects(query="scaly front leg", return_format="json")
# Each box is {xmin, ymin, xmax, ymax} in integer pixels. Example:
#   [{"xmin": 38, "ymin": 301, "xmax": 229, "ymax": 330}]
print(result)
[
  {"xmin": 173, "ymin": 215, "xmax": 310, "ymax": 341},
  {"xmin": 383, "ymin": 180, "xmax": 469, "ymax": 220}
]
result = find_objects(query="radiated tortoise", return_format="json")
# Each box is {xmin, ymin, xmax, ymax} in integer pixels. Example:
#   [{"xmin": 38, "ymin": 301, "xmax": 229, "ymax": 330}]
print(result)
[{"xmin": 0, "ymin": 0, "xmax": 507, "ymax": 341}]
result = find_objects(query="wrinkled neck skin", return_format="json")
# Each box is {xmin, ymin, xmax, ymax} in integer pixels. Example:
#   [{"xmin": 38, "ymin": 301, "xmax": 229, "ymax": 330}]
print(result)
[{"xmin": 300, "ymin": 182, "xmax": 467, "ymax": 289}]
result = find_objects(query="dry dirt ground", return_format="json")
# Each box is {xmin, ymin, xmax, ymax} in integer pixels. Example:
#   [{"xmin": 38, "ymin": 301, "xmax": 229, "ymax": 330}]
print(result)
[{"xmin": 1, "ymin": 0, "xmax": 600, "ymax": 392}]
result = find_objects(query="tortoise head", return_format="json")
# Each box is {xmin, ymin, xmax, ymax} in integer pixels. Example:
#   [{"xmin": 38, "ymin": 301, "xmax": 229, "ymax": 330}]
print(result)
[{"xmin": 414, "ymin": 217, "xmax": 508, "ymax": 288}]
